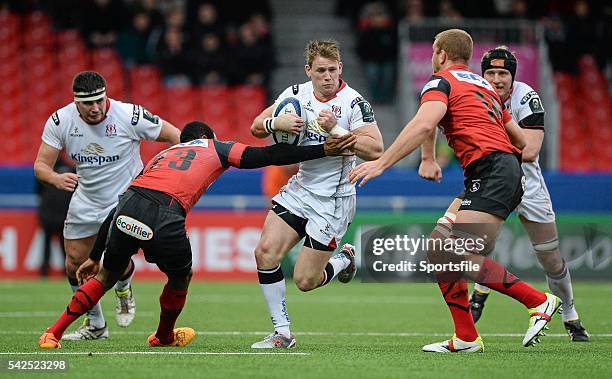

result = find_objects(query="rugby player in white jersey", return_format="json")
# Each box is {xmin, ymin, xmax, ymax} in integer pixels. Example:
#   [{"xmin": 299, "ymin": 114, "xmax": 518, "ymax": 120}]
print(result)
[
  {"xmin": 34, "ymin": 71, "xmax": 180, "ymax": 340},
  {"xmin": 418, "ymin": 47, "xmax": 589, "ymax": 341},
  {"xmin": 249, "ymin": 40, "xmax": 384, "ymax": 348}
]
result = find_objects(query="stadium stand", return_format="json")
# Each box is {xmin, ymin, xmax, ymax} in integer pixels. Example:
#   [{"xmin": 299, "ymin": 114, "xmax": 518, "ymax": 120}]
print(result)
[{"xmin": 0, "ymin": 3, "xmax": 271, "ymax": 165}]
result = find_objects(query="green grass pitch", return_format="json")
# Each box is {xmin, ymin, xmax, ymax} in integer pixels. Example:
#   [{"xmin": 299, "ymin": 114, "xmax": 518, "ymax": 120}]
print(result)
[{"xmin": 1, "ymin": 280, "xmax": 611, "ymax": 378}]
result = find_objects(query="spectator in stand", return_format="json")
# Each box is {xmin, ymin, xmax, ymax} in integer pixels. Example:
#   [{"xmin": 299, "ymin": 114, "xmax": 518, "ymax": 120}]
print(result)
[
  {"xmin": 224, "ymin": 0, "xmax": 272, "ymax": 26},
  {"xmin": 138, "ymin": 0, "xmax": 164, "ymax": 29},
  {"xmin": 156, "ymin": 26, "xmax": 193, "ymax": 86},
  {"xmin": 438, "ymin": 0, "xmax": 463, "ymax": 22},
  {"xmin": 191, "ymin": 32, "xmax": 228, "ymax": 85},
  {"xmin": 249, "ymin": 12, "xmax": 273, "ymax": 50},
  {"xmin": 356, "ymin": 2, "xmax": 397, "ymax": 104},
  {"xmin": 565, "ymin": 0, "xmax": 606, "ymax": 71},
  {"xmin": 44, "ymin": 0, "xmax": 79, "ymax": 30},
  {"xmin": 116, "ymin": 7, "xmax": 158, "ymax": 67},
  {"xmin": 228, "ymin": 22, "xmax": 273, "ymax": 86},
  {"xmin": 402, "ymin": 0, "xmax": 425, "ymax": 24},
  {"xmin": 77, "ymin": 0, "xmax": 127, "ymax": 48},
  {"xmin": 189, "ymin": 2, "xmax": 225, "ymax": 46},
  {"xmin": 37, "ymin": 153, "xmax": 75, "ymax": 278}
]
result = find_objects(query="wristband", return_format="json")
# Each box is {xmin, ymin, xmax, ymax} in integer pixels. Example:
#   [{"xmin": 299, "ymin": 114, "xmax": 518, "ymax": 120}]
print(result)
[
  {"xmin": 330, "ymin": 125, "xmax": 348, "ymax": 137},
  {"xmin": 263, "ymin": 117, "xmax": 276, "ymax": 134}
]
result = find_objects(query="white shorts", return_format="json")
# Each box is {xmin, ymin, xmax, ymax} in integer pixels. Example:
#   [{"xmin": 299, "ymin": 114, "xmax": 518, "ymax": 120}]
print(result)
[
  {"xmin": 63, "ymin": 195, "xmax": 117, "ymax": 240},
  {"xmin": 272, "ymin": 179, "xmax": 356, "ymax": 248},
  {"xmin": 516, "ymin": 186, "xmax": 556, "ymax": 223}
]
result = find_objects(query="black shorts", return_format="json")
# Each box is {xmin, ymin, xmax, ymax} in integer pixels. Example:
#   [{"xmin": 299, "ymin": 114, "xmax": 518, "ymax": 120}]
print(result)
[
  {"xmin": 458, "ymin": 152, "xmax": 524, "ymax": 220},
  {"xmin": 103, "ymin": 187, "xmax": 192, "ymax": 277}
]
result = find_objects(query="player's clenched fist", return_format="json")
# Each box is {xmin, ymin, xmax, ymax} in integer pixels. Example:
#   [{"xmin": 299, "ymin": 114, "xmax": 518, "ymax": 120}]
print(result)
[
  {"xmin": 316, "ymin": 109, "xmax": 337, "ymax": 132},
  {"xmin": 54, "ymin": 172, "xmax": 79, "ymax": 192},
  {"xmin": 418, "ymin": 159, "xmax": 442, "ymax": 183}
]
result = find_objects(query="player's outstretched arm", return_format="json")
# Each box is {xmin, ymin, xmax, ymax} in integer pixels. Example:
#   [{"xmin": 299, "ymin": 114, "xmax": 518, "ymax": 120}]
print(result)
[
  {"xmin": 34, "ymin": 142, "xmax": 79, "ymax": 192},
  {"xmin": 156, "ymin": 120, "xmax": 181, "ymax": 145},
  {"xmin": 419, "ymin": 128, "xmax": 442, "ymax": 182},
  {"xmin": 239, "ymin": 134, "xmax": 357, "ymax": 169},
  {"xmin": 317, "ymin": 109, "xmax": 383, "ymax": 161},
  {"xmin": 350, "ymin": 101, "xmax": 446, "ymax": 187}
]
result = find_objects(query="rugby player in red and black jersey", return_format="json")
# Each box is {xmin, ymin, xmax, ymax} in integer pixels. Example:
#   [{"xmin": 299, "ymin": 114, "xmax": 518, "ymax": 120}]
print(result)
[
  {"xmin": 350, "ymin": 29, "xmax": 561, "ymax": 352},
  {"xmin": 39, "ymin": 121, "xmax": 356, "ymax": 349}
]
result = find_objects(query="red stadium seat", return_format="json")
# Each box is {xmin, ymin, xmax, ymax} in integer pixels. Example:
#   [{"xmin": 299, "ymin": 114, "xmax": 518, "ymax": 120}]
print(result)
[
  {"xmin": 232, "ymin": 85, "xmax": 267, "ymax": 103},
  {"xmin": 56, "ymin": 29, "xmax": 85, "ymax": 48},
  {"xmin": 129, "ymin": 65, "xmax": 162, "ymax": 112},
  {"xmin": 163, "ymin": 86, "xmax": 197, "ymax": 128},
  {"xmin": 196, "ymin": 85, "xmax": 231, "ymax": 125},
  {"xmin": 140, "ymin": 141, "xmax": 167, "ymax": 164}
]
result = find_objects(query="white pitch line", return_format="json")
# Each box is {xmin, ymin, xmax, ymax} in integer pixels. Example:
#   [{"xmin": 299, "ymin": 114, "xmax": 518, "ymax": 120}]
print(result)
[
  {"xmin": 0, "ymin": 311, "xmax": 155, "ymax": 318},
  {"xmin": 0, "ymin": 352, "xmax": 309, "ymax": 356},
  {"xmin": 3, "ymin": 330, "xmax": 612, "ymax": 337}
]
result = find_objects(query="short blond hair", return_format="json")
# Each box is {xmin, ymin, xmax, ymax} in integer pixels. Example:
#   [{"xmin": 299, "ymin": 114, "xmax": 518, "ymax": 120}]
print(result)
[
  {"xmin": 434, "ymin": 29, "xmax": 473, "ymax": 63},
  {"xmin": 305, "ymin": 39, "xmax": 341, "ymax": 66}
]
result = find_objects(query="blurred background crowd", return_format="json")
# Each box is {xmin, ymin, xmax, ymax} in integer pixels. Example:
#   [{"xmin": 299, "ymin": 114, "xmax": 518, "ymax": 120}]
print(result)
[{"xmin": 1, "ymin": 0, "xmax": 607, "ymax": 91}]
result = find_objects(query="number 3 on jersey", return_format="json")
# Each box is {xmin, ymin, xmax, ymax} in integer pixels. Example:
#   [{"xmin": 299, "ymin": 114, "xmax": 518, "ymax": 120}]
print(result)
[{"xmin": 168, "ymin": 149, "xmax": 196, "ymax": 171}]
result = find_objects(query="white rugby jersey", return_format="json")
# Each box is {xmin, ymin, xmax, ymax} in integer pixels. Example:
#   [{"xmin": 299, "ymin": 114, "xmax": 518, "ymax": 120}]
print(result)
[
  {"xmin": 42, "ymin": 99, "xmax": 163, "ymax": 214},
  {"xmin": 505, "ymin": 81, "xmax": 547, "ymax": 197},
  {"xmin": 276, "ymin": 80, "xmax": 376, "ymax": 197}
]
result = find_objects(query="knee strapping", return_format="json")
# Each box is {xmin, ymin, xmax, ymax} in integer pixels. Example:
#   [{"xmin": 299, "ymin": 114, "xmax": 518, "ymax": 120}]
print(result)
[
  {"xmin": 533, "ymin": 238, "xmax": 559, "ymax": 254},
  {"xmin": 433, "ymin": 212, "xmax": 456, "ymax": 238}
]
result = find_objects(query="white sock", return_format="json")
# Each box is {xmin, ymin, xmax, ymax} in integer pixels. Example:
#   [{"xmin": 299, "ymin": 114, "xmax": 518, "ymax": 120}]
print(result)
[
  {"xmin": 546, "ymin": 263, "xmax": 579, "ymax": 321},
  {"xmin": 320, "ymin": 253, "xmax": 350, "ymax": 287},
  {"xmin": 114, "ymin": 260, "xmax": 134, "ymax": 292},
  {"xmin": 71, "ymin": 284, "xmax": 105, "ymax": 328},
  {"xmin": 115, "ymin": 275, "xmax": 133, "ymax": 293},
  {"xmin": 474, "ymin": 283, "xmax": 491, "ymax": 294},
  {"xmin": 257, "ymin": 266, "xmax": 291, "ymax": 338}
]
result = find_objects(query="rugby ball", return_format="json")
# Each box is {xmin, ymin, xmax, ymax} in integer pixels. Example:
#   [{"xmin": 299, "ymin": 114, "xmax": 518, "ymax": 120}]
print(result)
[{"xmin": 272, "ymin": 97, "xmax": 303, "ymax": 145}]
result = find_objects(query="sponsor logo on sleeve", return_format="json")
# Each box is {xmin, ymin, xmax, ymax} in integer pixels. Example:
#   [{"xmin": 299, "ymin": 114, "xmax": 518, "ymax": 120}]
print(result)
[
  {"xmin": 350, "ymin": 96, "xmax": 364, "ymax": 108},
  {"xmin": 51, "ymin": 112, "xmax": 60, "ymax": 125},
  {"xmin": 116, "ymin": 215, "xmax": 154, "ymax": 240},
  {"xmin": 528, "ymin": 97, "xmax": 544, "ymax": 113},
  {"xmin": 520, "ymin": 91, "xmax": 538, "ymax": 105},
  {"xmin": 420, "ymin": 79, "xmax": 441, "ymax": 95},
  {"xmin": 357, "ymin": 100, "xmax": 375, "ymax": 123},
  {"xmin": 292, "ymin": 84, "xmax": 299, "ymax": 95},
  {"xmin": 142, "ymin": 108, "xmax": 160, "ymax": 125},
  {"xmin": 131, "ymin": 105, "xmax": 140, "ymax": 125}
]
